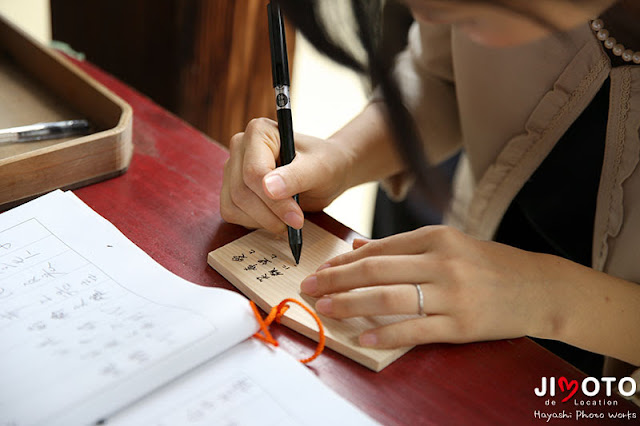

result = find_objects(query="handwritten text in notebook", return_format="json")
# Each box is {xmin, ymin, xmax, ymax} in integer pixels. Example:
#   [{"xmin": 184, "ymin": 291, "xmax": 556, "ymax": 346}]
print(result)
[
  {"xmin": 0, "ymin": 218, "xmax": 216, "ymax": 414},
  {"xmin": 0, "ymin": 190, "xmax": 375, "ymax": 426}
]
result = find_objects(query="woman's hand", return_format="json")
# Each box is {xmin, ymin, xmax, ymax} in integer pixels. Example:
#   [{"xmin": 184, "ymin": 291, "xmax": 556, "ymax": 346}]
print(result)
[
  {"xmin": 221, "ymin": 118, "xmax": 355, "ymax": 234},
  {"xmin": 300, "ymin": 225, "xmax": 561, "ymax": 348}
]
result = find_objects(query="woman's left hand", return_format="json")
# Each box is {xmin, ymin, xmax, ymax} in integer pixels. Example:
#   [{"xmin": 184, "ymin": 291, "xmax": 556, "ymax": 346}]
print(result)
[{"xmin": 300, "ymin": 225, "xmax": 562, "ymax": 348}]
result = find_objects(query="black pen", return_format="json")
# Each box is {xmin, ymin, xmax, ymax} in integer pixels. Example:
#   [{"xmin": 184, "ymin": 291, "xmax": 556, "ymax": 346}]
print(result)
[{"xmin": 267, "ymin": 1, "xmax": 303, "ymax": 264}]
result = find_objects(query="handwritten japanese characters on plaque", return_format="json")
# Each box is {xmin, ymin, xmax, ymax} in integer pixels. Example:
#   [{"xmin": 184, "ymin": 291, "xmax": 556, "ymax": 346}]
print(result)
[{"xmin": 208, "ymin": 220, "xmax": 414, "ymax": 371}]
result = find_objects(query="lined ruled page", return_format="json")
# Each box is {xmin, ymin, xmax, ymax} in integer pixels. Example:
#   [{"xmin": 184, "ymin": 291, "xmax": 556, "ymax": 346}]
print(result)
[
  {"xmin": 0, "ymin": 191, "xmax": 257, "ymax": 426},
  {"xmin": 109, "ymin": 339, "xmax": 379, "ymax": 426}
]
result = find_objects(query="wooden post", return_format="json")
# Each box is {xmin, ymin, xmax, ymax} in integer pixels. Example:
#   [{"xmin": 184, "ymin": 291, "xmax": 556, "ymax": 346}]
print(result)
[{"xmin": 51, "ymin": 0, "xmax": 295, "ymax": 146}]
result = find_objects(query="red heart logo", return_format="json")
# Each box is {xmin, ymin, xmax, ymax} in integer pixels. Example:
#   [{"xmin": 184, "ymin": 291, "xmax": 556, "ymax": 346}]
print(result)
[{"xmin": 558, "ymin": 377, "xmax": 579, "ymax": 402}]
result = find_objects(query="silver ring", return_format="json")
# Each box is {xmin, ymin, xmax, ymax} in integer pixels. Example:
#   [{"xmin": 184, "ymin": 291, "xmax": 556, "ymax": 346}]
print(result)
[{"xmin": 415, "ymin": 284, "xmax": 425, "ymax": 316}]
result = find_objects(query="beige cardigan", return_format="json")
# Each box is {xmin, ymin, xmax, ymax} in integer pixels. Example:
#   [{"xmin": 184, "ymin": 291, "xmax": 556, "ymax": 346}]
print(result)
[{"xmin": 382, "ymin": 21, "xmax": 640, "ymax": 404}]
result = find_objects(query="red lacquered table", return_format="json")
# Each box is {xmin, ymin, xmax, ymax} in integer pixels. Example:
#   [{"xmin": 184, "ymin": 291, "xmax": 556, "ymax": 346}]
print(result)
[{"xmin": 69, "ymin": 59, "xmax": 639, "ymax": 425}]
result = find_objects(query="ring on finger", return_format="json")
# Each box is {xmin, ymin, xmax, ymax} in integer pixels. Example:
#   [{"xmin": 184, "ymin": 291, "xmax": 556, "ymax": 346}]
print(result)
[{"xmin": 415, "ymin": 284, "xmax": 426, "ymax": 316}]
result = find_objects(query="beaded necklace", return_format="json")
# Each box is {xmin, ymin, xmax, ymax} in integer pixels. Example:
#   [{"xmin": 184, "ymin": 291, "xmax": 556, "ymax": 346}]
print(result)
[{"xmin": 591, "ymin": 19, "xmax": 640, "ymax": 64}]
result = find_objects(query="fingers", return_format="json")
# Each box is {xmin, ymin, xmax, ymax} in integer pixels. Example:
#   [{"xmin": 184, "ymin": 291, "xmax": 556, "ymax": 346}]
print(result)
[
  {"xmin": 221, "ymin": 116, "xmax": 351, "ymax": 233},
  {"xmin": 219, "ymin": 180, "xmax": 261, "ymax": 229},
  {"xmin": 315, "ymin": 284, "xmax": 447, "ymax": 318},
  {"xmin": 324, "ymin": 227, "xmax": 441, "ymax": 268},
  {"xmin": 241, "ymin": 119, "xmax": 304, "ymax": 230},
  {"xmin": 301, "ymin": 254, "xmax": 439, "ymax": 297},
  {"xmin": 359, "ymin": 316, "xmax": 456, "ymax": 348},
  {"xmin": 225, "ymin": 181, "xmax": 288, "ymax": 233},
  {"xmin": 221, "ymin": 119, "xmax": 304, "ymax": 233},
  {"xmin": 242, "ymin": 119, "xmax": 310, "ymax": 202},
  {"xmin": 221, "ymin": 135, "xmax": 288, "ymax": 233},
  {"xmin": 352, "ymin": 238, "xmax": 370, "ymax": 250},
  {"xmin": 220, "ymin": 141, "xmax": 264, "ymax": 230},
  {"xmin": 313, "ymin": 284, "xmax": 470, "ymax": 349},
  {"xmin": 322, "ymin": 226, "xmax": 467, "ymax": 273}
]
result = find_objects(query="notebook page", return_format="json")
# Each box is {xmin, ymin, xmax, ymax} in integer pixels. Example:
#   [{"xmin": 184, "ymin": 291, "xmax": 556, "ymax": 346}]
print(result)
[
  {"xmin": 108, "ymin": 339, "xmax": 379, "ymax": 426},
  {"xmin": 0, "ymin": 191, "xmax": 258, "ymax": 426}
]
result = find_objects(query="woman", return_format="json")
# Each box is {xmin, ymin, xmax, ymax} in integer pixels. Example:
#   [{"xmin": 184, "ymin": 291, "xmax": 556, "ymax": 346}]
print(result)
[{"xmin": 220, "ymin": 0, "xmax": 640, "ymax": 403}]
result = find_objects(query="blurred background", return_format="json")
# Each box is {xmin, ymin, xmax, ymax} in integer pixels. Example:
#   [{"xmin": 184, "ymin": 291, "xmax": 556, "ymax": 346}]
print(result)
[{"xmin": 0, "ymin": 0, "xmax": 377, "ymax": 237}]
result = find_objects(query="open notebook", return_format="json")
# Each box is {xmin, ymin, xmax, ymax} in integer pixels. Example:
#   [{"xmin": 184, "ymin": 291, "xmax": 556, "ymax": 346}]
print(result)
[{"xmin": 0, "ymin": 190, "xmax": 376, "ymax": 426}]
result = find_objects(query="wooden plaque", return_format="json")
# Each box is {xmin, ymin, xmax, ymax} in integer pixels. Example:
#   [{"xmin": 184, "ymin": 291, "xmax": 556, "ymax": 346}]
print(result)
[{"xmin": 208, "ymin": 221, "xmax": 414, "ymax": 371}]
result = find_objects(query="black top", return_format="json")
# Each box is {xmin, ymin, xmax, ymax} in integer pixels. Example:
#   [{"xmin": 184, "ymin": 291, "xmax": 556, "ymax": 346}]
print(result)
[{"xmin": 494, "ymin": 77, "xmax": 611, "ymax": 375}]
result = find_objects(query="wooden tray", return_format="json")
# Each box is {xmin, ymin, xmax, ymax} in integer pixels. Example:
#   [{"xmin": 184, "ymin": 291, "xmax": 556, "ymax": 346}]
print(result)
[{"xmin": 0, "ymin": 14, "xmax": 132, "ymax": 209}]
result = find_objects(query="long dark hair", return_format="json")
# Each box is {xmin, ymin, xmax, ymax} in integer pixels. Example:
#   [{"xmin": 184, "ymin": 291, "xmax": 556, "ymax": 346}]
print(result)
[
  {"xmin": 277, "ymin": 0, "xmax": 450, "ymax": 206},
  {"xmin": 276, "ymin": 0, "xmax": 568, "ymax": 207}
]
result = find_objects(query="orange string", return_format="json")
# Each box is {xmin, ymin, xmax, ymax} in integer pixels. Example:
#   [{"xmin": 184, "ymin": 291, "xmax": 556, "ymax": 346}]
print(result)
[{"xmin": 250, "ymin": 299, "xmax": 326, "ymax": 364}]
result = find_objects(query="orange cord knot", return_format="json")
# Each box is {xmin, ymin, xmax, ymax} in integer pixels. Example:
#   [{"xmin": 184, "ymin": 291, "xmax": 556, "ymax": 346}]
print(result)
[{"xmin": 250, "ymin": 298, "xmax": 326, "ymax": 364}]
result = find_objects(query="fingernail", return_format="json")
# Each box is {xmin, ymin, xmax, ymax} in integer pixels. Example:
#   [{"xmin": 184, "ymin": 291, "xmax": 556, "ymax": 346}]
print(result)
[
  {"xmin": 300, "ymin": 275, "xmax": 318, "ymax": 295},
  {"xmin": 284, "ymin": 211, "xmax": 304, "ymax": 229},
  {"xmin": 353, "ymin": 238, "xmax": 369, "ymax": 249},
  {"xmin": 315, "ymin": 297, "xmax": 332, "ymax": 315},
  {"xmin": 316, "ymin": 263, "xmax": 331, "ymax": 272},
  {"xmin": 360, "ymin": 333, "xmax": 378, "ymax": 347},
  {"xmin": 264, "ymin": 174, "xmax": 286, "ymax": 198}
]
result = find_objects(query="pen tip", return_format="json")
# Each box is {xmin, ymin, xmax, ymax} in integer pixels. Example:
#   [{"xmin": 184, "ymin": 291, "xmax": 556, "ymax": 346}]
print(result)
[
  {"xmin": 291, "ymin": 244, "xmax": 301, "ymax": 265},
  {"xmin": 288, "ymin": 227, "xmax": 302, "ymax": 265}
]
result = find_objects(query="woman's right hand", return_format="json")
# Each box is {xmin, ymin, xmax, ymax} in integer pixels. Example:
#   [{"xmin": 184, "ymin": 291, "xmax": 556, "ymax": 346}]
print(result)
[{"xmin": 220, "ymin": 118, "xmax": 354, "ymax": 234}]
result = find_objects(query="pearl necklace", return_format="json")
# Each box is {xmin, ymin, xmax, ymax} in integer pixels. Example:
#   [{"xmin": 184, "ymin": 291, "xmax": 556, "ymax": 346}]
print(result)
[{"xmin": 591, "ymin": 19, "xmax": 640, "ymax": 64}]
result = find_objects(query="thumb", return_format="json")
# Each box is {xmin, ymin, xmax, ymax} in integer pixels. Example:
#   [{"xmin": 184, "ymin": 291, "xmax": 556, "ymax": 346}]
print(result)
[{"xmin": 262, "ymin": 158, "xmax": 316, "ymax": 200}]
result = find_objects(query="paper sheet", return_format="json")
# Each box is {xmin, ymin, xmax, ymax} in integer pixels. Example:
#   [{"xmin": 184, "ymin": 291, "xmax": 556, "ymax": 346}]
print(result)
[
  {"xmin": 109, "ymin": 339, "xmax": 379, "ymax": 426},
  {"xmin": 0, "ymin": 191, "xmax": 257, "ymax": 426}
]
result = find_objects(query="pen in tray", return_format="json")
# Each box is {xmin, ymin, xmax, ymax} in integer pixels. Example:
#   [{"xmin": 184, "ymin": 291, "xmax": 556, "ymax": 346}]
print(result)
[{"xmin": 0, "ymin": 119, "xmax": 91, "ymax": 144}]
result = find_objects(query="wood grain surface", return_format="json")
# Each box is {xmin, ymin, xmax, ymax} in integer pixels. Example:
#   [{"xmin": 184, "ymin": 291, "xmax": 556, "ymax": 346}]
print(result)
[
  {"xmin": 209, "ymin": 221, "xmax": 413, "ymax": 371},
  {"xmin": 51, "ymin": 0, "xmax": 294, "ymax": 145},
  {"xmin": 0, "ymin": 16, "xmax": 132, "ymax": 208}
]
